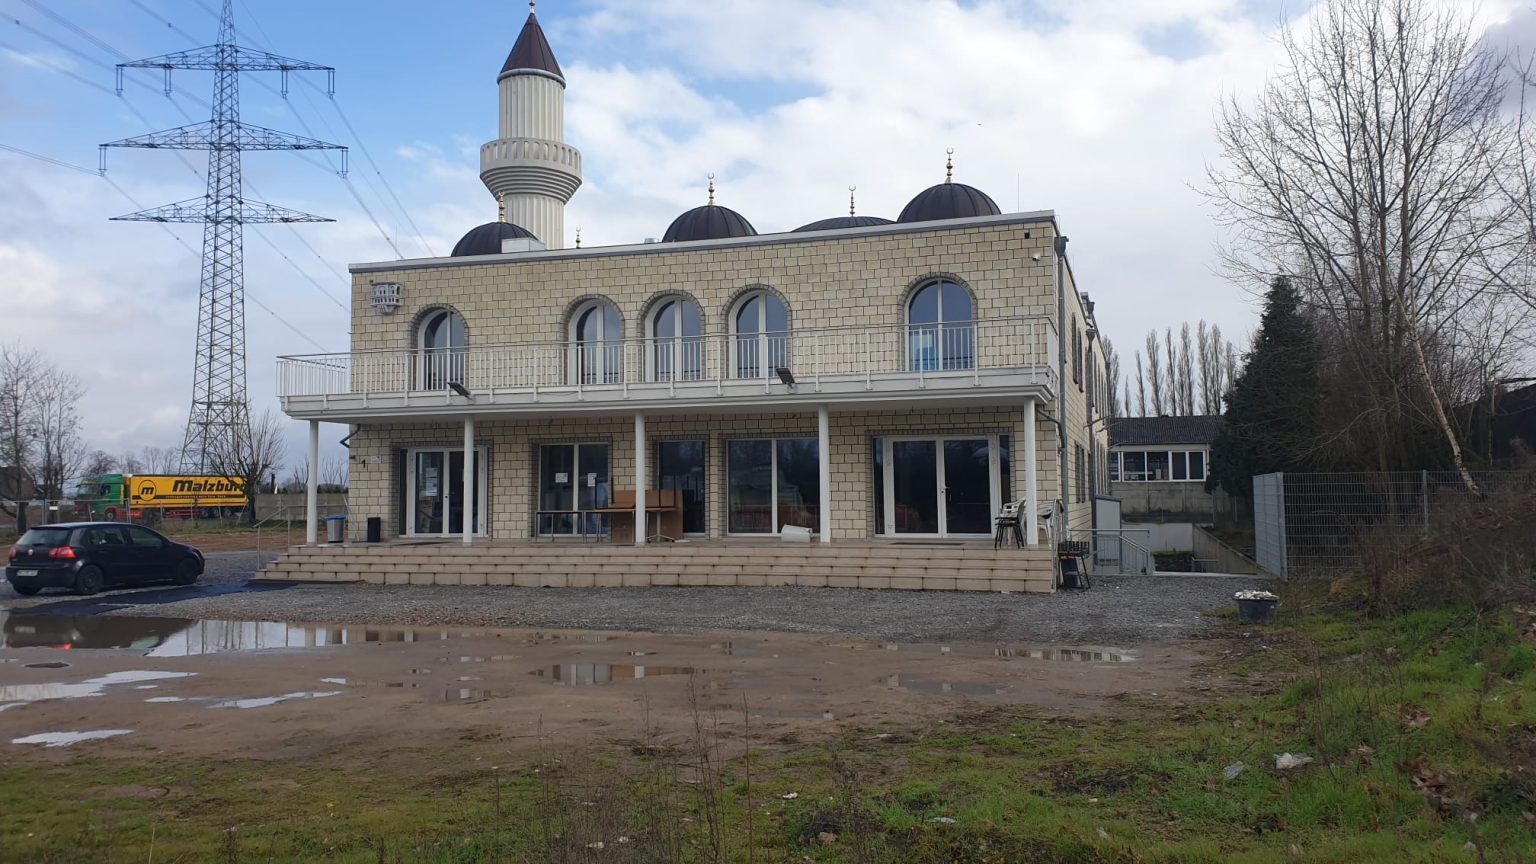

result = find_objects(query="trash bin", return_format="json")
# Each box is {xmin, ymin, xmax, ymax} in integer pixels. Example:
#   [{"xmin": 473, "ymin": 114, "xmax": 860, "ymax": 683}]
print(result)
[
  {"xmin": 325, "ymin": 515, "xmax": 346, "ymax": 544},
  {"xmin": 366, "ymin": 517, "xmax": 382, "ymax": 544}
]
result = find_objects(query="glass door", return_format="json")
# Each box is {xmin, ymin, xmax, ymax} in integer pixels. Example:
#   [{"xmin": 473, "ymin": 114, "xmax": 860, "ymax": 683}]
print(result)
[
  {"xmin": 943, "ymin": 440, "xmax": 993, "ymax": 534},
  {"xmin": 413, "ymin": 451, "xmax": 444, "ymax": 535},
  {"xmin": 657, "ymin": 441, "xmax": 706, "ymax": 535},
  {"xmin": 883, "ymin": 436, "xmax": 999, "ymax": 537},
  {"xmin": 538, "ymin": 443, "xmax": 611, "ymax": 536},
  {"xmin": 890, "ymin": 441, "xmax": 939, "ymax": 534},
  {"xmin": 407, "ymin": 447, "xmax": 487, "ymax": 537}
]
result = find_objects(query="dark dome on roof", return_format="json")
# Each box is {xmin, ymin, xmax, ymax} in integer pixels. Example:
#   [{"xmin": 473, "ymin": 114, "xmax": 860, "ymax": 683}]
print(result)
[
  {"xmin": 451, "ymin": 221, "xmax": 539, "ymax": 257},
  {"xmin": 793, "ymin": 215, "xmax": 895, "ymax": 233},
  {"xmin": 663, "ymin": 204, "xmax": 758, "ymax": 243},
  {"xmin": 898, "ymin": 182, "xmax": 1001, "ymax": 223}
]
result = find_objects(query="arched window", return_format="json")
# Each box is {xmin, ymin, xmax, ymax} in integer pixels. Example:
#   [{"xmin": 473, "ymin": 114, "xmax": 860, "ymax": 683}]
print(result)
[
  {"xmin": 648, "ymin": 296, "xmax": 704, "ymax": 382},
  {"xmin": 416, "ymin": 308, "xmax": 468, "ymax": 390},
  {"xmin": 907, "ymin": 280, "xmax": 974, "ymax": 371},
  {"xmin": 570, "ymin": 300, "xmax": 623, "ymax": 385},
  {"xmin": 731, "ymin": 290, "xmax": 789, "ymax": 379}
]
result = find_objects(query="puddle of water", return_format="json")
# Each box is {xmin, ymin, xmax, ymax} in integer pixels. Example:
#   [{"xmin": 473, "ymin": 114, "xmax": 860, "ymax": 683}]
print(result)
[
  {"xmin": 531, "ymin": 664, "xmax": 697, "ymax": 686},
  {"xmin": 750, "ymin": 708, "xmax": 835, "ymax": 720},
  {"xmin": 320, "ymin": 677, "xmax": 348, "ymax": 685},
  {"xmin": 0, "ymin": 671, "xmax": 196, "ymax": 706},
  {"xmin": 994, "ymin": 647, "xmax": 1137, "ymax": 663},
  {"xmin": 12, "ymin": 730, "xmax": 134, "ymax": 748},
  {"xmin": 879, "ymin": 675, "xmax": 1007, "ymax": 697},
  {"xmin": 442, "ymin": 688, "xmax": 490, "ymax": 704},
  {"xmin": 24, "ymin": 661, "xmax": 69, "ymax": 669},
  {"xmin": 0, "ymin": 703, "xmax": 25, "ymax": 713},
  {"xmin": 0, "ymin": 611, "xmax": 584, "ymax": 657},
  {"xmin": 210, "ymin": 691, "xmax": 342, "ymax": 710}
]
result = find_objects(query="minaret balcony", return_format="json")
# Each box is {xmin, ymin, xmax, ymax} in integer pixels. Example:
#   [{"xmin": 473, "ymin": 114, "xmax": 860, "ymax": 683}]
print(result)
[{"xmin": 480, "ymin": 137, "xmax": 582, "ymax": 200}]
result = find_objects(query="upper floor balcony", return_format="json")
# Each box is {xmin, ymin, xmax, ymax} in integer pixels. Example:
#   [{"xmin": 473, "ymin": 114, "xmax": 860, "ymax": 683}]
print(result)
[{"xmin": 276, "ymin": 316, "xmax": 1058, "ymax": 421}]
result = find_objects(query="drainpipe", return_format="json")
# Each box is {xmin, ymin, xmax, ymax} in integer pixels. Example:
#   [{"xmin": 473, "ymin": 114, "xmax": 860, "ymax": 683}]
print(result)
[{"xmin": 1054, "ymin": 235, "xmax": 1070, "ymax": 541}]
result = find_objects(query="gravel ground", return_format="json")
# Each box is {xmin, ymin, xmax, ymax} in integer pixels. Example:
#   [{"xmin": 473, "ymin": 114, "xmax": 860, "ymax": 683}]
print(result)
[{"xmin": 85, "ymin": 573, "xmax": 1268, "ymax": 644}]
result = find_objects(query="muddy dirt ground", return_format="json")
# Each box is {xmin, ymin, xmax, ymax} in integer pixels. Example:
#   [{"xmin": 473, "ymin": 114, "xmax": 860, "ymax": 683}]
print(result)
[{"xmin": 0, "ymin": 611, "xmax": 1226, "ymax": 764}]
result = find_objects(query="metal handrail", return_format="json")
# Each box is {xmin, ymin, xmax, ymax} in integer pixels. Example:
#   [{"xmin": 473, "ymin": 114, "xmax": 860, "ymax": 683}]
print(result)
[
  {"xmin": 276, "ymin": 315, "xmax": 1059, "ymax": 399},
  {"xmin": 253, "ymin": 500, "xmax": 350, "ymax": 563}
]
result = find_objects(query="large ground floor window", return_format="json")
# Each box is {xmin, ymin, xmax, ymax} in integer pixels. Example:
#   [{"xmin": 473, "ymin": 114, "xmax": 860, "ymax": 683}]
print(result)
[
  {"xmin": 727, "ymin": 438, "xmax": 819, "ymax": 534},
  {"xmin": 657, "ymin": 440, "xmax": 707, "ymax": 535},
  {"xmin": 537, "ymin": 443, "xmax": 611, "ymax": 536},
  {"xmin": 872, "ymin": 435, "xmax": 1009, "ymax": 537},
  {"xmin": 406, "ymin": 446, "xmax": 488, "ymax": 537}
]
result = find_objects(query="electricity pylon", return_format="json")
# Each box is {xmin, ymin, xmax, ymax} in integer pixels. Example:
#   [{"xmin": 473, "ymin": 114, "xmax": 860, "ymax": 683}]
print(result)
[{"xmin": 101, "ymin": 0, "xmax": 346, "ymax": 471}]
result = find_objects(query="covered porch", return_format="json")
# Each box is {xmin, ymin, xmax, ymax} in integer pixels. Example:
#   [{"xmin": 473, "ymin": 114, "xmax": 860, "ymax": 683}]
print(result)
[{"xmin": 294, "ymin": 394, "xmax": 1053, "ymax": 552}]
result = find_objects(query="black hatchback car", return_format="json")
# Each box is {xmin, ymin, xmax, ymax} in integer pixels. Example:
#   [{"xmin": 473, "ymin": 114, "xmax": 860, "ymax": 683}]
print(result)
[{"xmin": 5, "ymin": 523, "xmax": 205, "ymax": 596}]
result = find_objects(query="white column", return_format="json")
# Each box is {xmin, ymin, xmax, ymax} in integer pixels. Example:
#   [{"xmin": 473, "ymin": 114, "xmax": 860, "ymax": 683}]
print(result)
[
  {"xmin": 462, "ymin": 416, "xmax": 475, "ymax": 546},
  {"xmin": 634, "ymin": 414, "xmax": 646, "ymax": 546},
  {"xmin": 817, "ymin": 406, "xmax": 832, "ymax": 544},
  {"xmin": 1024, "ymin": 398, "xmax": 1039, "ymax": 546},
  {"xmin": 305, "ymin": 420, "xmax": 319, "ymax": 545}
]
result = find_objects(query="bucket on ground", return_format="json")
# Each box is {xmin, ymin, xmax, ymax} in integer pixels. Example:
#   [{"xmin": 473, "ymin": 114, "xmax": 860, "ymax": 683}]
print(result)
[{"xmin": 1235, "ymin": 590, "xmax": 1279, "ymax": 623}]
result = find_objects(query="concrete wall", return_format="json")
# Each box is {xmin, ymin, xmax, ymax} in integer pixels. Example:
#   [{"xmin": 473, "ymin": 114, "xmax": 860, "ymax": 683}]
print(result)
[
  {"xmin": 1110, "ymin": 481, "xmax": 1217, "ymax": 522},
  {"xmin": 1124, "ymin": 521, "xmax": 1195, "ymax": 553}
]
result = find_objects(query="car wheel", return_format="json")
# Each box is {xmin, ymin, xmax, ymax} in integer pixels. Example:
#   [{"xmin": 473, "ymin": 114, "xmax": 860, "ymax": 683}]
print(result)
[
  {"xmin": 173, "ymin": 559, "xmax": 201, "ymax": 586},
  {"xmin": 10, "ymin": 583, "xmax": 41, "ymax": 597},
  {"xmin": 73, "ymin": 565, "xmax": 104, "ymax": 596}
]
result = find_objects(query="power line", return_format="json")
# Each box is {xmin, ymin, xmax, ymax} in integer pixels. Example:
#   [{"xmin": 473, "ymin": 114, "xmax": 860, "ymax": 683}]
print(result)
[
  {"xmin": 132, "ymin": 0, "xmax": 415, "ymax": 260},
  {"xmin": 0, "ymin": 140, "xmax": 333, "ymax": 353}
]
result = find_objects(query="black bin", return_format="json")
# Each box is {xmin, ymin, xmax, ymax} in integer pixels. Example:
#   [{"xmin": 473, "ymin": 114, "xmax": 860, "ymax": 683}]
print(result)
[{"xmin": 366, "ymin": 517, "xmax": 382, "ymax": 544}]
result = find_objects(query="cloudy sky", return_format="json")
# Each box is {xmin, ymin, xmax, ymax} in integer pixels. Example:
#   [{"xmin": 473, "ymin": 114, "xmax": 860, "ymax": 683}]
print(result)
[{"xmin": 0, "ymin": 0, "xmax": 1528, "ymax": 473}]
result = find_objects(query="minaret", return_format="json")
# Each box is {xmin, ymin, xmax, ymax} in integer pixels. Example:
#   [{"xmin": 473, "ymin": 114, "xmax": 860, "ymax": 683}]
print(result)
[{"xmin": 480, "ymin": 1, "xmax": 582, "ymax": 249}]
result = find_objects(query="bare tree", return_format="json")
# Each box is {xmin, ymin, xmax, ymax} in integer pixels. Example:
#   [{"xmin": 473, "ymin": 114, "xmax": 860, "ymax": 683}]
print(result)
[
  {"xmin": 1177, "ymin": 324, "xmax": 1195, "ymax": 415},
  {"xmin": 1102, "ymin": 338, "xmax": 1123, "ymax": 419},
  {"xmin": 320, "ymin": 456, "xmax": 349, "ymax": 491},
  {"xmin": 0, "ymin": 344, "xmax": 40, "ymax": 530},
  {"xmin": 1144, "ymin": 333, "xmax": 1165, "ymax": 416},
  {"xmin": 1206, "ymin": 0, "xmax": 1536, "ymax": 491},
  {"xmin": 1198, "ymin": 322, "xmax": 1226, "ymax": 414},
  {"xmin": 1134, "ymin": 353, "xmax": 1148, "ymax": 417},
  {"xmin": 136, "ymin": 445, "xmax": 180, "ymax": 474},
  {"xmin": 205, "ymin": 406, "xmax": 287, "ymax": 524},
  {"xmin": 82, "ymin": 450, "xmax": 117, "ymax": 479},
  {"xmin": 34, "ymin": 366, "xmax": 86, "ymax": 501}
]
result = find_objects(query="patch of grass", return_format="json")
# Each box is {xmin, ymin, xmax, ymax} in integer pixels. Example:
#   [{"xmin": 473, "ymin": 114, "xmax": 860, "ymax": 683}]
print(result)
[{"xmin": 2, "ymin": 605, "xmax": 1534, "ymax": 863}]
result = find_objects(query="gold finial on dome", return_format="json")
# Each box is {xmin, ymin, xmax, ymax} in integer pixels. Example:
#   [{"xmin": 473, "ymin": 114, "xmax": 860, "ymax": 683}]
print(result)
[
  {"xmin": 945, "ymin": 148, "xmax": 954, "ymax": 184},
  {"xmin": 707, "ymin": 173, "xmax": 716, "ymax": 206},
  {"xmin": 849, "ymin": 185, "xmax": 858, "ymax": 217},
  {"xmin": 497, "ymin": 192, "xmax": 506, "ymax": 223}
]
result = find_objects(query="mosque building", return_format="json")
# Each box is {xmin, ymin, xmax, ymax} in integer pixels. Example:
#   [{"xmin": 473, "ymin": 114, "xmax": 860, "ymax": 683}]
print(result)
[{"xmin": 272, "ymin": 5, "xmax": 1111, "ymax": 592}]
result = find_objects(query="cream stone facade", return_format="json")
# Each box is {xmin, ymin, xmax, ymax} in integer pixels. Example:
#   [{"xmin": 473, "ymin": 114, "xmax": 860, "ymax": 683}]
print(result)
[
  {"xmin": 270, "ymin": 6, "xmax": 1112, "ymax": 592},
  {"xmin": 280, "ymin": 213, "xmax": 1108, "ymax": 549}
]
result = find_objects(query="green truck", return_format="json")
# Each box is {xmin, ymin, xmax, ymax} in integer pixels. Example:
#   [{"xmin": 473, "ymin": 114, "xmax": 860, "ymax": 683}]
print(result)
[{"xmin": 74, "ymin": 474, "xmax": 248, "ymax": 521}]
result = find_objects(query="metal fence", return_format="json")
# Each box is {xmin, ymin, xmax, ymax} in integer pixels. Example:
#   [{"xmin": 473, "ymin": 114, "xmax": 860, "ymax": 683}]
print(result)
[
  {"xmin": 1071, "ymin": 528, "xmax": 1154, "ymax": 576},
  {"xmin": 1252, "ymin": 471, "xmax": 1529, "ymax": 578}
]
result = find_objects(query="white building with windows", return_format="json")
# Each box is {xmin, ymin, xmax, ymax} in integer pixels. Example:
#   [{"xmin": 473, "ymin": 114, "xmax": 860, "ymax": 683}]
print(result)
[
  {"xmin": 270, "ymin": 7, "xmax": 1110, "ymax": 592},
  {"xmin": 1107, "ymin": 415, "xmax": 1223, "ymax": 534}
]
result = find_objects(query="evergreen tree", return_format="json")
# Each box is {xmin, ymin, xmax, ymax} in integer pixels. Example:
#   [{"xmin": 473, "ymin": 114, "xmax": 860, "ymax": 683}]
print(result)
[{"xmin": 1208, "ymin": 277, "xmax": 1322, "ymax": 497}]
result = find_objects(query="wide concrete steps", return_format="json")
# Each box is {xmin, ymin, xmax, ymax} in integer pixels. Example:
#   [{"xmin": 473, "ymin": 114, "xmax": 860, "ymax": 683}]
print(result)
[{"xmin": 261, "ymin": 543, "xmax": 1057, "ymax": 593}]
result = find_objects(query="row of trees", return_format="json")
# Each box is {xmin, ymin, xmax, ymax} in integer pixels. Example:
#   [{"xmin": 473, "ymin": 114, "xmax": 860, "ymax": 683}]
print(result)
[
  {"xmin": 1, "ymin": 344, "xmax": 87, "ymax": 532},
  {"xmin": 1206, "ymin": 0, "xmax": 1536, "ymax": 495},
  {"xmin": 3, "ymin": 338, "xmax": 338, "ymax": 528},
  {"xmin": 1104, "ymin": 323, "xmax": 1241, "ymax": 419}
]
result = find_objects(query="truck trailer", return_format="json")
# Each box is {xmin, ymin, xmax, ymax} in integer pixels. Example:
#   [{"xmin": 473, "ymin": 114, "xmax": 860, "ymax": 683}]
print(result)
[{"xmin": 74, "ymin": 474, "xmax": 247, "ymax": 521}]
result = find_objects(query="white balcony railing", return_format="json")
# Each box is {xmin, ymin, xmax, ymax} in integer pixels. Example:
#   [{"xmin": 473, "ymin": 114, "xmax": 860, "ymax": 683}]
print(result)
[{"xmin": 277, "ymin": 316, "xmax": 1057, "ymax": 404}]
